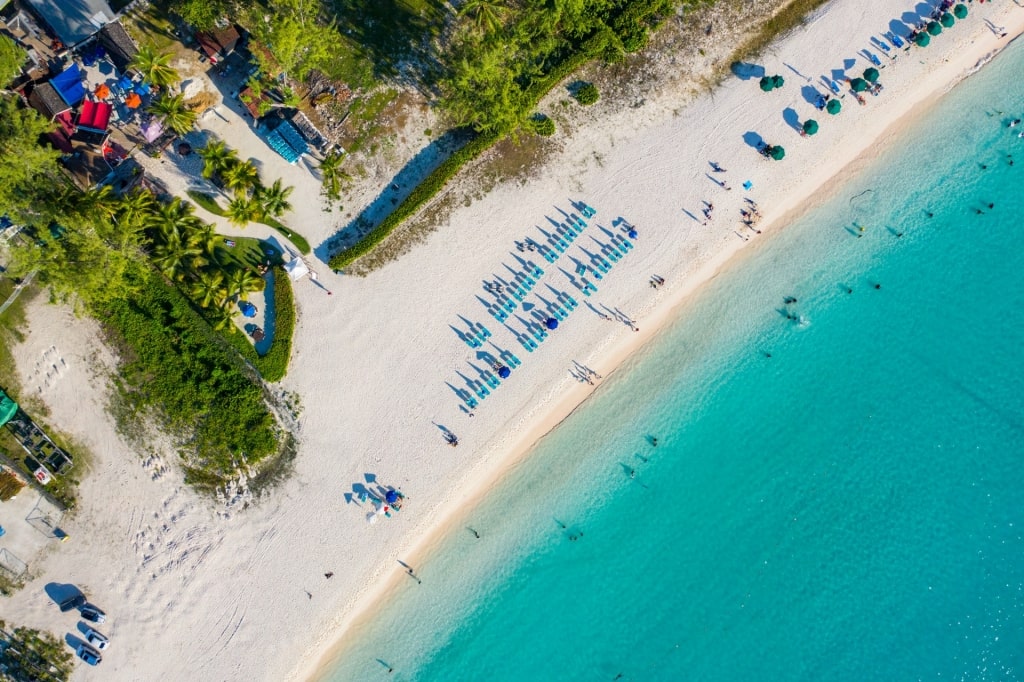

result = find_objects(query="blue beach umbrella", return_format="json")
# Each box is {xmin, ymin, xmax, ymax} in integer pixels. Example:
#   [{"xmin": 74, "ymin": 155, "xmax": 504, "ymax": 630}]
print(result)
[
  {"xmin": 498, "ymin": 365, "xmax": 511, "ymax": 379},
  {"xmin": 545, "ymin": 317, "xmax": 559, "ymax": 330},
  {"xmin": 385, "ymin": 490, "xmax": 399, "ymax": 504}
]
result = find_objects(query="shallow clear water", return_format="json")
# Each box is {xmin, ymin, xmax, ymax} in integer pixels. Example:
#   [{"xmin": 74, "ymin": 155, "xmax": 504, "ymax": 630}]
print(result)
[{"xmin": 321, "ymin": 40, "xmax": 1024, "ymax": 682}]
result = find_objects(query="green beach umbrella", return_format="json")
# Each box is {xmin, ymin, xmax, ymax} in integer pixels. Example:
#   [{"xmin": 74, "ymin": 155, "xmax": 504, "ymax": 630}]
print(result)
[
  {"xmin": 850, "ymin": 77, "xmax": 869, "ymax": 92},
  {"xmin": 915, "ymin": 32, "xmax": 931, "ymax": 47},
  {"xmin": 863, "ymin": 67, "xmax": 880, "ymax": 83},
  {"xmin": 759, "ymin": 76, "xmax": 775, "ymax": 92},
  {"xmin": 940, "ymin": 12, "xmax": 955, "ymax": 28},
  {"xmin": 802, "ymin": 119, "xmax": 819, "ymax": 136},
  {"xmin": 953, "ymin": 3, "xmax": 968, "ymax": 19},
  {"xmin": 826, "ymin": 98, "xmax": 842, "ymax": 115},
  {"xmin": 772, "ymin": 74, "xmax": 785, "ymax": 89},
  {"xmin": 770, "ymin": 145, "xmax": 786, "ymax": 161},
  {"xmin": 927, "ymin": 21, "xmax": 942, "ymax": 36}
]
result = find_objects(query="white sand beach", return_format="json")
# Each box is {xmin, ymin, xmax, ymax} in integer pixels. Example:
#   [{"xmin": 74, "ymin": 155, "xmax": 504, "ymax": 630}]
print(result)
[{"xmin": 2, "ymin": 1, "xmax": 1023, "ymax": 679}]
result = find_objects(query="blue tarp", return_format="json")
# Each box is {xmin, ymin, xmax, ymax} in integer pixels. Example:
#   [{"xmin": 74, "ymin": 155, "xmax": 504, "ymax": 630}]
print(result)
[{"xmin": 51, "ymin": 64, "xmax": 86, "ymax": 106}]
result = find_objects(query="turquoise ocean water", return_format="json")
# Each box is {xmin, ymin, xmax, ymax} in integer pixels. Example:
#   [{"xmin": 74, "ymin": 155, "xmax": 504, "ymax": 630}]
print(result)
[{"xmin": 321, "ymin": 40, "xmax": 1024, "ymax": 681}]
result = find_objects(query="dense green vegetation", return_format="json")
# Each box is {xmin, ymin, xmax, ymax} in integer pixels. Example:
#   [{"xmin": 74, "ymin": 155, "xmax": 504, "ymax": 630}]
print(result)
[
  {"xmin": 0, "ymin": 621, "xmax": 74, "ymax": 682},
  {"xmin": 216, "ymin": 267, "xmax": 295, "ymax": 383},
  {"xmin": 102, "ymin": 273, "xmax": 278, "ymax": 480},
  {"xmin": 0, "ymin": 34, "xmax": 25, "ymax": 85}
]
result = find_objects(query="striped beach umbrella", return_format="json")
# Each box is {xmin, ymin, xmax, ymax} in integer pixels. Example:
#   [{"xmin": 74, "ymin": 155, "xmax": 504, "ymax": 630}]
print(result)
[
  {"xmin": 953, "ymin": 4, "xmax": 968, "ymax": 19},
  {"xmin": 915, "ymin": 32, "xmax": 931, "ymax": 47},
  {"xmin": 940, "ymin": 12, "xmax": 955, "ymax": 28},
  {"xmin": 863, "ymin": 67, "xmax": 880, "ymax": 83},
  {"xmin": 802, "ymin": 119, "xmax": 819, "ymax": 136},
  {"xmin": 826, "ymin": 98, "xmax": 842, "ymax": 115},
  {"xmin": 927, "ymin": 21, "xmax": 943, "ymax": 36},
  {"xmin": 759, "ymin": 76, "xmax": 775, "ymax": 92},
  {"xmin": 850, "ymin": 77, "xmax": 869, "ymax": 92}
]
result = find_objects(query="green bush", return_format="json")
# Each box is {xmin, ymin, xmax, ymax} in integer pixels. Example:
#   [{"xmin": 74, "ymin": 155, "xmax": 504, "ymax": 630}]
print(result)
[
  {"xmin": 256, "ymin": 268, "xmax": 295, "ymax": 381},
  {"xmin": 187, "ymin": 190, "xmax": 226, "ymax": 217},
  {"xmin": 101, "ymin": 274, "xmax": 279, "ymax": 480},
  {"xmin": 328, "ymin": 129, "xmax": 498, "ymax": 270},
  {"xmin": 530, "ymin": 114, "xmax": 556, "ymax": 137},
  {"xmin": 574, "ymin": 82, "xmax": 600, "ymax": 105}
]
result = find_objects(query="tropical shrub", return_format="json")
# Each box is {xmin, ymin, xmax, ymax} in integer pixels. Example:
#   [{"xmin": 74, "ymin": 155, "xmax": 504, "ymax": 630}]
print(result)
[{"xmin": 574, "ymin": 82, "xmax": 600, "ymax": 105}]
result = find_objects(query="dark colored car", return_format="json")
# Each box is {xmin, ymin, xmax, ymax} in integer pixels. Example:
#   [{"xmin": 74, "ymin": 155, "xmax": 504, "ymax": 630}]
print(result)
[
  {"xmin": 59, "ymin": 594, "xmax": 86, "ymax": 612},
  {"xmin": 76, "ymin": 643, "xmax": 102, "ymax": 665},
  {"xmin": 80, "ymin": 605, "xmax": 106, "ymax": 623}
]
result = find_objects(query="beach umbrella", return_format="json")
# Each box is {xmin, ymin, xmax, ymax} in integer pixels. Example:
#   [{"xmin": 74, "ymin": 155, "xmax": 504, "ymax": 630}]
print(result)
[
  {"xmin": 953, "ymin": 3, "xmax": 968, "ymax": 19},
  {"xmin": 94, "ymin": 83, "xmax": 110, "ymax": 99},
  {"xmin": 863, "ymin": 67, "xmax": 880, "ymax": 83},
  {"xmin": 385, "ymin": 490, "xmax": 399, "ymax": 504},
  {"xmin": 627, "ymin": 228, "xmax": 638, "ymax": 239},
  {"xmin": 498, "ymin": 365, "xmax": 511, "ymax": 379},
  {"xmin": 117, "ymin": 75, "xmax": 133, "ymax": 90},
  {"xmin": 927, "ymin": 21, "xmax": 942, "ymax": 36},
  {"xmin": 125, "ymin": 92, "xmax": 142, "ymax": 109},
  {"xmin": 915, "ymin": 32, "xmax": 931, "ymax": 47},
  {"xmin": 545, "ymin": 317, "xmax": 559, "ymax": 330},
  {"xmin": 940, "ymin": 12, "xmax": 955, "ymax": 28},
  {"xmin": 772, "ymin": 74, "xmax": 785, "ymax": 89},
  {"xmin": 239, "ymin": 301, "xmax": 256, "ymax": 318},
  {"xmin": 759, "ymin": 76, "xmax": 775, "ymax": 92},
  {"xmin": 770, "ymin": 145, "xmax": 786, "ymax": 161},
  {"xmin": 802, "ymin": 119, "xmax": 819, "ymax": 136},
  {"xmin": 826, "ymin": 98, "xmax": 842, "ymax": 115},
  {"xmin": 850, "ymin": 78, "xmax": 869, "ymax": 92}
]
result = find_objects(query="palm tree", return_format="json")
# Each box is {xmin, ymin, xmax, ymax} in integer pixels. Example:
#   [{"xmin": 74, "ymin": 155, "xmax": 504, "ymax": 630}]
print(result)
[
  {"xmin": 187, "ymin": 221, "xmax": 222, "ymax": 262},
  {"xmin": 190, "ymin": 269, "xmax": 227, "ymax": 308},
  {"xmin": 318, "ymin": 151, "xmax": 347, "ymax": 203},
  {"xmin": 146, "ymin": 197, "xmax": 201, "ymax": 243},
  {"xmin": 148, "ymin": 94, "xmax": 197, "ymax": 135},
  {"xmin": 254, "ymin": 179, "xmax": 293, "ymax": 219},
  {"xmin": 225, "ymin": 195, "xmax": 259, "ymax": 227},
  {"xmin": 222, "ymin": 160, "xmax": 260, "ymax": 195},
  {"xmin": 197, "ymin": 139, "xmax": 239, "ymax": 181},
  {"xmin": 130, "ymin": 46, "xmax": 180, "ymax": 88},
  {"xmin": 152, "ymin": 236, "xmax": 201, "ymax": 281},
  {"xmin": 74, "ymin": 185, "xmax": 120, "ymax": 221},
  {"xmin": 226, "ymin": 266, "xmax": 264, "ymax": 300},
  {"xmin": 117, "ymin": 189, "xmax": 157, "ymax": 228},
  {"xmin": 460, "ymin": 0, "xmax": 507, "ymax": 33},
  {"xmin": 205, "ymin": 301, "xmax": 235, "ymax": 332}
]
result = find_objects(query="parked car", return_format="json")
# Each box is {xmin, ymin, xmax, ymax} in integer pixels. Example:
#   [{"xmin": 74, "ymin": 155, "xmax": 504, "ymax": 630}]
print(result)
[
  {"xmin": 59, "ymin": 594, "xmax": 86, "ymax": 612},
  {"xmin": 76, "ymin": 644, "xmax": 102, "ymax": 665},
  {"xmin": 84, "ymin": 626, "xmax": 108, "ymax": 650},
  {"xmin": 80, "ymin": 605, "xmax": 105, "ymax": 623}
]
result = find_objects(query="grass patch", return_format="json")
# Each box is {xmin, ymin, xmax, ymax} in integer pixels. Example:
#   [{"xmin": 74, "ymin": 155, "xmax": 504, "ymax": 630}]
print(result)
[
  {"xmin": 187, "ymin": 190, "xmax": 226, "ymax": 217},
  {"xmin": 100, "ymin": 272, "xmax": 281, "ymax": 485},
  {"xmin": 341, "ymin": 89, "xmax": 400, "ymax": 154},
  {"xmin": 729, "ymin": 0, "xmax": 834, "ymax": 63},
  {"xmin": 122, "ymin": 0, "xmax": 181, "ymax": 53},
  {"xmin": 187, "ymin": 192, "xmax": 311, "ymax": 255}
]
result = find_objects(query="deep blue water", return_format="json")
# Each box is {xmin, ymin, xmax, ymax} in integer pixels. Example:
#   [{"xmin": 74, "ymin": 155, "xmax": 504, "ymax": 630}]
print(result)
[{"xmin": 321, "ymin": 39, "xmax": 1024, "ymax": 682}]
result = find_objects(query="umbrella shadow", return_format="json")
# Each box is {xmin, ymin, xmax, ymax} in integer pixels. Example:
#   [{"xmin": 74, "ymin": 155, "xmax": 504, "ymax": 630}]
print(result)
[
  {"xmin": 890, "ymin": 18, "xmax": 912, "ymax": 37},
  {"xmin": 782, "ymin": 107, "xmax": 802, "ymax": 133},
  {"xmin": 800, "ymin": 84, "xmax": 823, "ymax": 105},
  {"xmin": 742, "ymin": 131, "xmax": 764, "ymax": 149},
  {"xmin": 729, "ymin": 61, "xmax": 765, "ymax": 80}
]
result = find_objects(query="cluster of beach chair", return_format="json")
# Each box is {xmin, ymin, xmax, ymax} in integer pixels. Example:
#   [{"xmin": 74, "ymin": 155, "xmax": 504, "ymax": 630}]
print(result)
[{"xmin": 451, "ymin": 343, "xmax": 525, "ymax": 410}]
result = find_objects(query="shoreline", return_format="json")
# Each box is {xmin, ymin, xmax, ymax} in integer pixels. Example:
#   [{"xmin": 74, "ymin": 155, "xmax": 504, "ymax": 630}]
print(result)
[{"xmin": 297, "ymin": 6, "xmax": 1024, "ymax": 680}]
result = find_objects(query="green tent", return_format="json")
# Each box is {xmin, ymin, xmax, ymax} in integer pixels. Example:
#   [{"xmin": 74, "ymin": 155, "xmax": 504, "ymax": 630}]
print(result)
[
  {"xmin": 915, "ymin": 32, "xmax": 931, "ymax": 47},
  {"xmin": 863, "ymin": 67, "xmax": 880, "ymax": 83},
  {"xmin": 850, "ymin": 77, "xmax": 869, "ymax": 92},
  {"xmin": 826, "ymin": 98, "xmax": 842, "ymax": 115},
  {"xmin": 953, "ymin": 3, "xmax": 968, "ymax": 19},
  {"xmin": 940, "ymin": 12, "xmax": 955, "ymax": 28},
  {"xmin": 0, "ymin": 390, "xmax": 18, "ymax": 429},
  {"xmin": 927, "ymin": 21, "xmax": 942, "ymax": 36},
  {"xmin": 802, "ymin": 119, "xmax": 819, "ymax": 136},
  {"xmin": 759, "ymin": 76, "xmax": 775, "ymax": 92},
  {"xmin": 770, "ymin": 145, "xmax": 786, "ymax": 161},
  {"xmin": 772, "ymin": 74, "xmax": 785, "ymax": 89}
]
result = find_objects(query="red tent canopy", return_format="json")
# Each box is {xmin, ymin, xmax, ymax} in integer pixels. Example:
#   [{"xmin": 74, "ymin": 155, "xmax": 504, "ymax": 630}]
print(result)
[{"xmin": 77, "ymin": 100, "xmax": 112, "ymax": 133}]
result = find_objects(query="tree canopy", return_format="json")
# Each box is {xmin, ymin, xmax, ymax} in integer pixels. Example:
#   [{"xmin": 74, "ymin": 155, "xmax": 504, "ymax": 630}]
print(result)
[{"xmin": 0, "ymin": 34, "xmax": 26, "ymax": 86}]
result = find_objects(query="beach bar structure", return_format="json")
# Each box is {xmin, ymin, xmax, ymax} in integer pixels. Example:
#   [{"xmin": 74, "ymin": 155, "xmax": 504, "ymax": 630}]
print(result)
[
  {"xmin": 25, "ymin": 0, "xmax": 116, "ymax": 48},
  {"xmin": 0, "ymin": 389, "xmax": 74, "ymax": 481}
]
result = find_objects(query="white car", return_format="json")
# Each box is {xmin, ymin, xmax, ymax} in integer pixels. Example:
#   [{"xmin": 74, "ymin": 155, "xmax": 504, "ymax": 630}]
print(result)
[{"xmin": 84, "ymin": 626, "xmax": 109, "ymax": 650}]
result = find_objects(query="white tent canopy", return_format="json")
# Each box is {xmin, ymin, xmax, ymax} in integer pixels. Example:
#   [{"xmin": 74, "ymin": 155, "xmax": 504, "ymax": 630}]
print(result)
[{"xmin": 284, "ymin": 257, "xmax": 309, "ymax": 282}]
